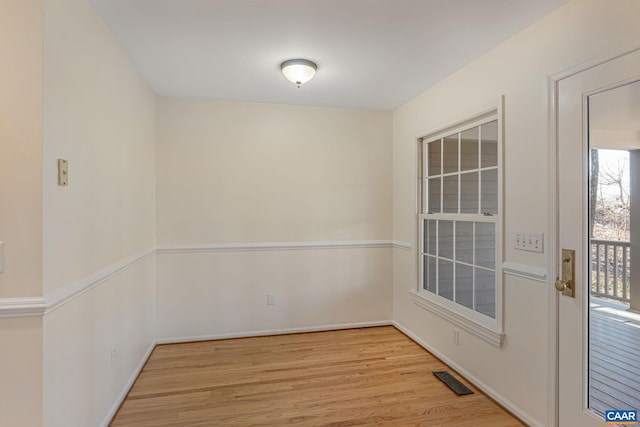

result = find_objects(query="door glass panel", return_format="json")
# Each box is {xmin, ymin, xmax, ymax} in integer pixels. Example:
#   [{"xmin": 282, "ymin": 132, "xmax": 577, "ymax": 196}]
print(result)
[{"xmin": 588, "ymin": 80, "xmax": 640, "ymax": 417}]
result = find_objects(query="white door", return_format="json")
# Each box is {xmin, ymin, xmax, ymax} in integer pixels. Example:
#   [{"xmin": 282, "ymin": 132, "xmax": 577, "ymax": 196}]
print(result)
[{"xmin": 557, "ymin": 48, "xmax": 640, "ymax": 426}]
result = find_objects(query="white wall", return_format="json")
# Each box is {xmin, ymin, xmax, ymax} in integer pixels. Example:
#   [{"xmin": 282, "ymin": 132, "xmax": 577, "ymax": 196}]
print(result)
[
  {"xmin": 41, "ymin": 0, "xmax": 156, "ymax": 426},
  {"xmin": 392, "ymin": 0, "xmax": 640, "ymax": 425},
  {"xmin": 156, "ymin": 98, "xmax": 393, "ymax": 339},
  {"xmin": 157, "ymin": 249, "xmax": 391, "ymax": 339},
  {"xmin": 0, "ymin": 1, "xmax": 44, "ymax": 425},
  {"xmin": 43, "ymin": 256, "xmax": 155, "ymax": 427}
]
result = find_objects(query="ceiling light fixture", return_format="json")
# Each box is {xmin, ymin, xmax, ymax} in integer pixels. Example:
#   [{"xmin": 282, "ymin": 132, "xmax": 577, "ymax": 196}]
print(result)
[{"xmin": 280, "ymin": 59, "xmax": 317, "ymax": 88}]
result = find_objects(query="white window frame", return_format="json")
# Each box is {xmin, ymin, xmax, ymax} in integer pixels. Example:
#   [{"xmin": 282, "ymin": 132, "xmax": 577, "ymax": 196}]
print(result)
[{"xmin": 410, "ymin": 101, "xmax": 505, "ymax": 347}]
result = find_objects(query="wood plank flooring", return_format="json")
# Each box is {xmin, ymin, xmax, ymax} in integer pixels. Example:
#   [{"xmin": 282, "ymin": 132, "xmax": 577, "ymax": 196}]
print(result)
[
  {"xmin": 110, "ymin": 326, "xmax": 523, "ymax": 426},
  {"xmin": 590, "ymin": 299, "xmax": 640, "ymax": 416}
]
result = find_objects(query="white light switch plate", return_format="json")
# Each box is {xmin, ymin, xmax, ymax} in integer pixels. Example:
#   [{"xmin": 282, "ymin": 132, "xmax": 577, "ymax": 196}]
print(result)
[{"xmin": 515, "ymin": 232, "xmax": 544, "ymax": 253}]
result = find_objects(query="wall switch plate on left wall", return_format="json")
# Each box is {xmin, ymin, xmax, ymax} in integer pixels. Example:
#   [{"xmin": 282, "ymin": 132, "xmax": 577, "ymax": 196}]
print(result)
[{"xmin": 58, "ymin": 158, "xmax": 69, "ymax": 186}]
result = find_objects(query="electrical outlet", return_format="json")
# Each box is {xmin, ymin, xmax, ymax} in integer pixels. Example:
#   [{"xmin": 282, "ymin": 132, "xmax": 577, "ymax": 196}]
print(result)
[
  {"xmin": 515, "ymin": 232, "xmax": 544, "ymax": 253},
  {"xmin": 267, "ymin": 293, "xmax": 276, "ymax": 306},
  {"xmin": 110, "ymin": 347, "xmax": 117, "ymax": 368},
  {"xmin": 453, "ymin": 329, "xmax": 460, "ymax": 346}
]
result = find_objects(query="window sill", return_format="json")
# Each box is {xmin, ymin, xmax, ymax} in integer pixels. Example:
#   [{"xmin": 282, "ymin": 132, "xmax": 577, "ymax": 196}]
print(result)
[{"xmin": 409, "ymin": 290, "xmax": 505, "ymax": 347}]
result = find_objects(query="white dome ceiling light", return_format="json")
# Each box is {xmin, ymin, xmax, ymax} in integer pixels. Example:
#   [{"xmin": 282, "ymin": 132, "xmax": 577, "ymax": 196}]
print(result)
[{"xmin": 280, "ymin": 59, "xmax": 317, "ymax": 88}]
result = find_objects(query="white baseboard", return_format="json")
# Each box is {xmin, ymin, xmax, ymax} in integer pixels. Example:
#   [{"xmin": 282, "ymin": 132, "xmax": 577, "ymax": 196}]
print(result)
[
  {"xmin": 100, "ymin": 341, "xmax": 156, "ymax": 427},
  {"xmin": 156, "ymin": 320, "xmax": 393, "ymax": 344},
  {"xmin": 391, "ymin": 321, "xmax": 544, "ymax": 427}
]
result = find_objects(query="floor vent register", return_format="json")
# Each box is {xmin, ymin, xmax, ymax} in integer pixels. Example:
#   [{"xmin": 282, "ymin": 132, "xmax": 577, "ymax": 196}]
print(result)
[{"xmin": 432, "ymin": 371, "xmax": 474, "ymax": 396}]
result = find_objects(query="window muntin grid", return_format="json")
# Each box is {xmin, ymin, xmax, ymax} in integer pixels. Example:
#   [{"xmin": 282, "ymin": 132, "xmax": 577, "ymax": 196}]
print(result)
[{"xmin": 420, "ymin": 119, "xmax": 498, "ymax": 319}]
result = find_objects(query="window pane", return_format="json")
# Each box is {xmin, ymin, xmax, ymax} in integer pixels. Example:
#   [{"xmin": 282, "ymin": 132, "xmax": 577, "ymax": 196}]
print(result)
[
  {"xmin": 428, "ymin": 140, "xmax": 441, "ymax": 177},
  {"xmin": 481, "ymin": 121, "xmax": 498, "ymax": 168},
  {"xmin": 425, "ymin": 219, "xmax": 437, "ymax": 255},
  {"xmin": 460, "ymin": 172, "xmax": 479, "ymax": 214},
  {"xmin": 439, "ymin": 220, "xmax": 454, "ymax": 259},
  {"xmin": 443, "ymin": 175, "xmax": 458, "ymax": 213},
  {"xmin": 422, "ymin": 219, "xmax": 428, "ymax": 253},
  {"xmin": 429, "ymin": 256, "xmax": 437, "ymax": 293},
  {"xmin": 438, "ymin": 259, "xmax": 454, "ymax": 301},
  {"xmin": 460, "ymin": 127, "xmax": 479, "ymax": 171},
  {"xmin": 443, "ymin": 134, "xmax": 458, "ymax": 174},
  {"xmin": 423, "ymin": 255, "xmax": 437, "ymax": 293},
  {"xmin": 427, "ymin": 177, "xmax": 441, "ymax": 213},
  {"xmin": 423, "ymin": 256, "xmax": 428, "ymax": 290},
  {"xmin": 423, "ymin": 256, "xmax": 438, "ymax": 294},
  {"xmin": 481, "ymin": 169, "xmax": 498, "ymax": 215},
  {"xmin": 475, "ymin": 222, "xmax": 495, "ymax": 269},
  {"xmin": 475, "ymin": 268, "xmax": 496, "ymax": 318},
  {"xmin": 455, "ymin": 263, "xmax": 474, "ymax": 309},
  {"xmin": 455, "ymin": 221, "xmax": 473, "ymax": 264}
]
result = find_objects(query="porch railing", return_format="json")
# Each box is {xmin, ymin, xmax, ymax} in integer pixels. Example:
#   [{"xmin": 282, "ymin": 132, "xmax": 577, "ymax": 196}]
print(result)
[{"xmin": 591, "ymin": 238, "xmax": 631, "ymax": 304}]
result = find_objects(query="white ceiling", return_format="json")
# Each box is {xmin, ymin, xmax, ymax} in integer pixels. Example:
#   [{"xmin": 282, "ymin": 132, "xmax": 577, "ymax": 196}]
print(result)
[{"xmin": 89, "ymin": 0, "xmax": 569, "ymax": 110}]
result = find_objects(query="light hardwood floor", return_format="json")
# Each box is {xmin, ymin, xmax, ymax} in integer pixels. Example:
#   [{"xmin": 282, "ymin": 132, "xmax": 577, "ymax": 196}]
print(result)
[{"xmin": 110, "ymin": 326, "xmax": 523, "ymax": 426}]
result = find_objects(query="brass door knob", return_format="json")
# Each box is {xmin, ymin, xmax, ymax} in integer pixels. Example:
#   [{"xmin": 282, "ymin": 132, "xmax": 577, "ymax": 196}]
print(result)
[{"xmin": 555, "ymin": 278, "xmax": 566, "ymax": 291}]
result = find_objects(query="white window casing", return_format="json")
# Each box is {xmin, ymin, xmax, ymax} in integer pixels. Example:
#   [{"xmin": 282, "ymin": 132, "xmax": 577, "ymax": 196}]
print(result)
[{"xmin": 413, "ymin": 100, "xmax": 504, "ymax": 347}]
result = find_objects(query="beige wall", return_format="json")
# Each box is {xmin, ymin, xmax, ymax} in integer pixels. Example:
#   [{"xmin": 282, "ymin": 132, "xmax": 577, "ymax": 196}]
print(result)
[
  {"xmin": 392, "ymin": 0, "xmax": 640, "ymax": 425},
  {"xmin": 0, "ymin": 0, "xmax": 43, "ymax": 298},
  {"xmin": 157, "ymin": 98, "xmax": 392, "ymax": 244},
  {"xmin": 156, "ymin": 98, "xmax": 393, "ymax": 339},
  {"xmin": 0, "ymin": 1, "xmax": 44, "ymax": 425},
  {"xmin": 41, "ymin": 0, "xmax": 157, "ymax": 425},
  {"xmin": 0, "ymin": 317, "xmax": 43, "ymax": 427}
]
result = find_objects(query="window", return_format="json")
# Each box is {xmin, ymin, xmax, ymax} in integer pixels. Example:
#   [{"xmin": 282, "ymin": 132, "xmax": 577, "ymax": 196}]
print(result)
[{"xmin": 413, "ymin": 109, "xmax": 503, "ymax": 346}]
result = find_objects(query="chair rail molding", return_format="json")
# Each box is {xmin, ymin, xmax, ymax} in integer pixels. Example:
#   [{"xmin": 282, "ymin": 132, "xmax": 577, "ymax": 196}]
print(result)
[
  {"xmin": 157, "ymin": 240, "xmax": 410, "ymax": 253},
  {"xmin": 0, "ymin": 247, "xmax": 155, "ymax": 318},
  {"xmin": 502, "ymin": 261, "xmax": 547, "ymax": 283},
  {"xmin": 0, "ymin": 297, "xmax": 47, "ymax": 318}
]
